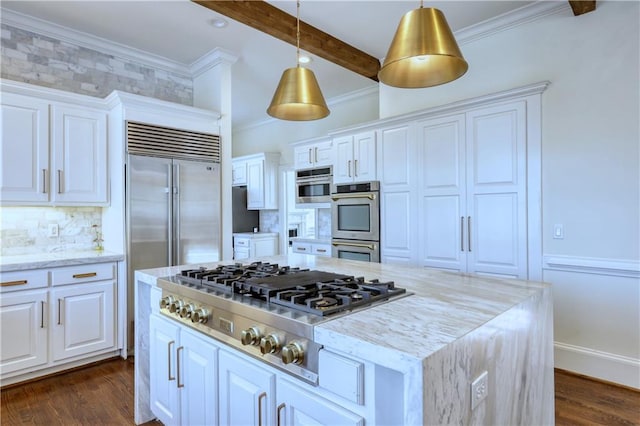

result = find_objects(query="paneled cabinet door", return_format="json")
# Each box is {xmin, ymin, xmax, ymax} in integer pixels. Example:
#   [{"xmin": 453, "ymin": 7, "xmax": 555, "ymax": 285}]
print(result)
[
  {"xmin": 232, "ymin": 160, "xmax": 247, "ymax": 186},
  {"xmin": 179, "ymin": 327, "xmax": 218, "ymax": 426},
  {"xmin": 51, "ymin": 281, "xmax": 115, "ymax": 361},
  {"xmin": 219, "ymin": 350, "xmax": 276, "ymax": 426},
  {"xmin": 51, "ymin": 104, "xmax": 108, "ymax": 204},
  {"xmin": 294, "ymin": 140, "xmax": 333, "ymax": 169},
  {"xmin": 246, "ymin": 158, "xmax": 265, "ymax": 209},
  {"xmin": 333, "ymin": 131, "xmax": 376, "ymax": 184},
  {"xmin": 0, "ymin": 93, "xmax": 50, "ymax": 203},
  {"xmin": 333, "ymin": 136, "xmax": 354, "ymax": 183},
  {"xmin": 276, "ymin": 378, "xmax": 364, "ymax": 426},
  {"xmin": 0, "ymin": 290, "xmax": 48, "ymax": 375},
  {"xmin": 150, "ymin": 314, "xmax": 180, "ymax": 426}
]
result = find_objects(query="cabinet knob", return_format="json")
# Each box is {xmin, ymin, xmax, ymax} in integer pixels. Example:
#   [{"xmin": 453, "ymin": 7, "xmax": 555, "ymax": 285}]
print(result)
[
  {"xmin": 260, "ymin": 334, "xmax": 280, "ymax": 355},
  {"xmin": 281, "ymin": 342, "xmax": 304, "ymax": 365},
  {"xmin": 191, "ymin": 308, "xmax": 209, "ymax": 324},
  {"xmin": 241, "ymin": 327, "xmax": 262, "ymax": 346}
]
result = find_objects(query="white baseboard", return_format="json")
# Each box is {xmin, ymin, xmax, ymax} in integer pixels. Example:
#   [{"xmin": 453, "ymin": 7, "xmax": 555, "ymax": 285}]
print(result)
[{"xmin": 554, "ymin": 341, "xmax": 640, "ymax": 389}]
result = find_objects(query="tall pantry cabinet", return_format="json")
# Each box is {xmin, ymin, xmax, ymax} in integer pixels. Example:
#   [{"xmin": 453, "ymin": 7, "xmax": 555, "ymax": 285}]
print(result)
[{"xmin": 376, "ymin": 82, "xmax": 547, "ymax": 280}]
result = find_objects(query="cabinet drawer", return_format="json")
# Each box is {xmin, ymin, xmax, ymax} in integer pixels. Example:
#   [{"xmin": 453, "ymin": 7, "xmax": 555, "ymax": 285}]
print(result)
[
  {"xmin": 234, "ymin": 237, "xmax": 250, "ymax": 248},
  {"xmin": 51, "ymin": 263, "xmax": 114, "ymax": 286},
  {"xmin": 0, "ymin": 269, "xmax": 48, "ymax": 292},
  {"xmin": 292, "ymin": 242, "xmax": 312, "ymax": 254},
  {"xmin": 312, "ymin": 244, "xmax": 331, "ymax": 257},
  {"xmin": 234, "ymin": 248, "xmax": 250, "ymax": 260}
]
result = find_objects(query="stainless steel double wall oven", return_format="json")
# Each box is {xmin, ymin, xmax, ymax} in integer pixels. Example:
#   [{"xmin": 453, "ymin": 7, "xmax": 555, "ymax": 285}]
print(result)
[{"xmin": 331, "ymin": 181, "xmax": 381, "ymax": 262}]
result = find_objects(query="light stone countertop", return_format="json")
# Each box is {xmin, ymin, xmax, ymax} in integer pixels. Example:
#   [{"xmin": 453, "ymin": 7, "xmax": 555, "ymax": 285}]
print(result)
[
  {"xmin": 290, "ymin": 237, "xmax": 331, "ymax": 245},
  {"xmin": 134, "ymin": 254, "xmax": 549, "ymax": 369},
  {"xmin": 232, "ymin": 232, "xmax": 279, "ymax": 237},
  {"xmin": 0, "ymin": 250, "xmax": 125, "ymax": 272}
]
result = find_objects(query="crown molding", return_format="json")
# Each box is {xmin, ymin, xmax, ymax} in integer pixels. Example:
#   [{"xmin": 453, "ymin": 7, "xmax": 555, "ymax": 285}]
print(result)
[
  {"xmin": 1, "ymin": 7, "xmax": 193, "ymax": 77},
  {"xmin": 190, "ymin": 48, "xmax": 239, "ymax": 78},
  {"xmin": 456, "ymin": 1, "xmax": 571, "ymax": 45}
]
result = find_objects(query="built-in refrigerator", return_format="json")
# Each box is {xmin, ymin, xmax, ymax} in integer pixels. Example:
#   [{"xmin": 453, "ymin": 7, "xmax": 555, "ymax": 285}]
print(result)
[{"xmin": 124, "ymin": 121, "xmax": 221, "ymax": 349}]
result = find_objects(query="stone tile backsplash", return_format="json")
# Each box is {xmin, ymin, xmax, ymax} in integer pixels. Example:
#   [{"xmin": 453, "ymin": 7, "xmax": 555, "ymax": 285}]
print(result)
[
  {"xmin": 1, "ymin": 24, "xmax": 192, "ymax": 105},
  {"xmin": 259, "ymin": 210, "xmax": 279, "ymax": 233},
  {"xmin": 0, "ymin": 207, "xmax": 102, "ymax": 255},
  {"xmin": 317, "ymin": 208, "xmax": 331, "ymax": 239}
]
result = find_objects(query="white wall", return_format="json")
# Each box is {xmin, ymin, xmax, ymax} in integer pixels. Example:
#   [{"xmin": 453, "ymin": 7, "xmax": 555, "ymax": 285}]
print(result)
[{"xmin": 232, "ymin": 1, "xmax": 640, "ymax": 388}]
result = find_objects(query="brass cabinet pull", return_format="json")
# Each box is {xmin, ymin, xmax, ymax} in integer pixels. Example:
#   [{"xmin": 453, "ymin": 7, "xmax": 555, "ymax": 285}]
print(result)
[
  {"xmin": 168, "ymin": 340, "xmax": 175, "ymax": 381},
  {"xmin": 57, "ymin": 170, "xmax": 63, "ymax": 194},
  {"xmin": 354, "ymin": 159, "xmax": 358, "ymax": 177},
  {"xmin": 41, "ymin": 301, "xmax": 45, "ymax": 328},
  {"xmin": 308, "ymin": 148, "xmax": 312, "ymax": 164},
  {"xmin": 277, "ymin": 403, "xmax": 286, "ymax": 426},
  {"xmin": 331, "ymin": 193, "xmax": 375, "ymax": 201},
  {"xmin": 257, "ymin": 392, "xmax": 267, "ymax": 426},
  {"xmin": 314, "ymin": 147, "xmax": 318, "ymax": 163},
  {"xmin": 176, "ymin": 346, "xmax": 184, "ymax": 388},
  {"xmin": 72, "ymin": 272, "xmax": 97, "ymax": 279},
  {"xmin": 316, "ymin": 249, "xmax": 327, "ymax": 253},
  {"xmin": 297, "ymin": 247, "xmax": 306, "ymax": 251},
  {"xmin": 42, "ymin": 169, "xmax": 47, "ymax": 193},
  {"xmin": 57, "ymin": 299, "xmax": 62, "ymax": 325},
  {"xmin": 347, "ymin": 160, "xmax": 351, "ymax": 177},
  {"xmin": 460, "ymin": 216, "xmax": 464, "ymax": 252},
  {"xmin": 1, "ymin": 280, "xmax": 28, "ymax": 287},
  {"xmin": 467, "ymin": 216, "xmax": 472, "ymax": 252},
  {"xmin": 332, "ymin": 241, "xmax": 376, "ymax": 250}
]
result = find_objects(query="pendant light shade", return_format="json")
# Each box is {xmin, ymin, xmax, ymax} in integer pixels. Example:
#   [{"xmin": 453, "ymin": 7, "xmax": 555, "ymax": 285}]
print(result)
[
  {"xmin": 267, "ymin": 0, "xmax": 330, "ymax": 121},
  {"xmin": 267, "ymin": 66, "xmax": 330, "ymax": 121},
  {"xmin": 379, "ymin": 6, "xmax": 468, "ymax": 88}
]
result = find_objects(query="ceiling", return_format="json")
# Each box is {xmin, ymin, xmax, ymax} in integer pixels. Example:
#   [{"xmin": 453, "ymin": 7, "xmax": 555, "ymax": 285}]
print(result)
[{"xmin": 1, "ymin": 1, "xmax": 536, "ymax": 129}]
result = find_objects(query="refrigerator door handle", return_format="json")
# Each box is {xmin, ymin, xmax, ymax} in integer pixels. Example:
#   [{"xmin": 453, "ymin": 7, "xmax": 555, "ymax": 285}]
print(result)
[
  {"xmin": 167, "ymin": 162, "xmax": 174, "ymax": 266},
  {"xmin": 173, "ymin": 163, "xmax": 181, "ymax": 266}
]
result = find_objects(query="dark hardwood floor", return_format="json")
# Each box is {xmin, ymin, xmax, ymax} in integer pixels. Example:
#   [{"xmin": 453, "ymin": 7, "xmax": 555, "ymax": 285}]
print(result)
[{"xmin": 1, "ymin": 358, "xmax": 638, "ymax": 425}]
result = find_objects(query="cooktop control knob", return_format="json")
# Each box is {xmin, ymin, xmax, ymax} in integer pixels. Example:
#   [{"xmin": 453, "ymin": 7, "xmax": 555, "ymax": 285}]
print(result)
[
  {"xmin": 191, "ymin": 308, "xmax": 209, "ymax": 324},
  {"xmin": 241, "ymin": 327, "xmax": 261, "ymax": 346},
  {"xmin": 281, "ymin": 342, "xmax": 304, "ymax": 365},
  {"xmin": 260, "ymin": 334, "xmax": 280, "ymax": 355},
  {"xmin": 179, "ymin": 303, "xmax": 195, "ymax": 319},
  {"xmin": 169, "ymin": 299, "xmax": 184, "ymax": 314},
  {"xmin": 159, "ymin": 295, "xmax": 174, "ymax": 310}
]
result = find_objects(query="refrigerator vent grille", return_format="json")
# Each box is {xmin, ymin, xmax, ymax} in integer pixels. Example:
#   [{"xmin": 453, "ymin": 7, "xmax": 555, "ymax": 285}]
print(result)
[{"xmin": 126, "ymin": 121, "xmax": 221, "ymax": 162}]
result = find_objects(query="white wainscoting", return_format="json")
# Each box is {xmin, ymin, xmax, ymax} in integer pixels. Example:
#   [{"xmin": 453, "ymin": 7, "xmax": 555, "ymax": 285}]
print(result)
[{"xmin": 543, "ymin": 255, "xmax": 640, "ymax": 389}]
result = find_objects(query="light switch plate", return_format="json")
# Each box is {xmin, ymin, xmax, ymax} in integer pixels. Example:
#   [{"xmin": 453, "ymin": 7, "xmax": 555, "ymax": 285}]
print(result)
[
  {"xmin": 48, "ymin": 224, "xmax": 59, "ymax": 237},
  {"xmin": 471, "ymin": 371, "xmax": 489, "ymax": 410},
  {"xmin": 553, "ymin": 224, "xmax": 564, "ymax": 239}
]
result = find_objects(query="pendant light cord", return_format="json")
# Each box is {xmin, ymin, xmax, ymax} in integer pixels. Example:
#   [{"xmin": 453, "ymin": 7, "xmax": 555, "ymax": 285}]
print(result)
[
  {"xmin": 420, "ymin": 0, "xmax": 423, "ymax": 8},
  {"xmin": 296, "ymin": 0, "xmax": 301, "ymax": 67}
]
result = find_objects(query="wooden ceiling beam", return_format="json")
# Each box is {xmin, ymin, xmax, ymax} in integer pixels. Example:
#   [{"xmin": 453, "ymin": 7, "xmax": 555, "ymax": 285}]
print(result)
[
  {"xmin": 568, "ymin": 1, "xmax": 596, "ymax": 16},
  {"xmin": 192, "ymin": 0, "xmax": 380, "ymax": 81}
]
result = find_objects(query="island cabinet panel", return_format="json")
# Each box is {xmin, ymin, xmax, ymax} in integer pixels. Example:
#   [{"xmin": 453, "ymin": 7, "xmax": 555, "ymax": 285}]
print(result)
[
  {"xmin": 219, "ymin": 349, "xmax": 276, "ymax": 426},
  {"xmin": 277, "ymin": 378, "xmax": 364, "ymax": 426},
  {"xmin": 149, "ymin": 314, "xmax": 218, "ymax": 426}
]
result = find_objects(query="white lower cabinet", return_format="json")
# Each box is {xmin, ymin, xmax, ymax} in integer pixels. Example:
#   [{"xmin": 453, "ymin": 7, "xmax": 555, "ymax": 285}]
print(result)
[
  {"xmin": 51, "ymin": 281, "xmax": 115, "ymax": 361},
  {"xmin": 150, "ymin": 314, "xmax": 218, "ymax": 426},
  {"xmin": 277, "ymin": 378, "xmax": 364, "ymax": 426},
  {"xmin": 0, "ymin": 289, "xmax": 48, "ymax": 376},
  {"xmin": 219, "ymin": 350, "xmax": 276, "ymax": 426},
  {"xmin": 233, "ymin": 233, "xmax": 279, "ymax": 260}
]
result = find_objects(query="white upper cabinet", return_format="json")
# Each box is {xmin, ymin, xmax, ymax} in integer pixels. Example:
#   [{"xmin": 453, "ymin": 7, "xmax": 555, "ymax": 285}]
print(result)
[
  {"xmin": 234, "ymin": 152, "xmax": 280, "ymax": 210},
  {"xmin": 232, "ymin": 159, "xmax": 247, "ymax": 186},
  {"xmin": 294, "ymin": 138, "xmax": 333, "ymax": 170},
  {"xmin": 0, "ymin": 91, "xmax": 108, "ymax": 206},
  {"xmin": 333, "ymin": 131, "xmax": 376, "ymax": 184}
]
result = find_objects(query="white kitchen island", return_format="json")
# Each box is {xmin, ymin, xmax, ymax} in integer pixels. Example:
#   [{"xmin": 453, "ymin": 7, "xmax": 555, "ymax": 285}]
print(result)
[{"xmin": 134, "ymin": 254, "xmax": 553, "ymax": 425}]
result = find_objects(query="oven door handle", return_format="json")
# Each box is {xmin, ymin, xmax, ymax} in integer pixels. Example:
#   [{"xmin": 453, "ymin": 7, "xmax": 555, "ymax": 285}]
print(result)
[
  {"xmin": 332, "ymin": 241, "xmax": 376, "ymax": 250},
  {"xmin": 330, "ymin": 193, "xmax": 375, "ymax": 201}
]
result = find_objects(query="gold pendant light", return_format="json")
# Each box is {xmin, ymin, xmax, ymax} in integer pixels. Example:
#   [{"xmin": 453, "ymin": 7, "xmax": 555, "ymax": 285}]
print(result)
[
  {"xmin": 267, "ymin": 0, "xmax": 330, "ymax": 121},
  {"xmin": 378, "ymin": 1, "xmax": 468, "ymax": 88}
]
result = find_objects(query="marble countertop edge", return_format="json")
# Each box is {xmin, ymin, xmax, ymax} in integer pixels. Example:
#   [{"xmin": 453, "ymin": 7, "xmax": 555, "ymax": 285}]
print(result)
[{"xmin": 0, "ymin": 250, "xmax": 125, "ymax": 271}]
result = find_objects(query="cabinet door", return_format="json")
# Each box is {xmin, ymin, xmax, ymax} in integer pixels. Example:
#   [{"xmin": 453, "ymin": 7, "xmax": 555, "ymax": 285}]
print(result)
[
  {"xmin": 0, "ymin": 93, "xmax": 50, "ymax": 203},
  {"xmin": 219, "ymin": 350, "xmax": 276, "ymax": 426},
  {"xmin": 51, "ymin": 104, "xmax": 107, "ymax": 204},
  {"xmin": 232, "ymin": 160, "xmax": 247, "ymax": 186},
  {"xmin": 333, "ymin": 136, "xmax": 354, "ymax": 184},
  {"xmin": 0, "ymin": 290, "xmax": 48, "ymax": 375},
  {"xmin": 277, "ymin": 378, "xmax": 364, "ymax": 426},
  {"xmin": 150, "ymin": 314, "xmax": 180, "ymax": 426},
  {"xmin": 313, "ymin": 141, "xmax": 334, "ymax": 167},
  {"xmin": 51, "ymin": 281, "xmax": 115, "ymax": 361},
  {"xmin": 466, "ymin": 102, "xmax": 527, "ymax": 278},
  {"xmin": 252, "ymin": 236, "xmax": 278, "ymax": 257},
  {"xmin": 418, "ymin": 115, "xmax": 467, "ymax": 272},
  {"xmin": 294, "ymin": 145, "xmax": 315, "ymax": 170},
  {"xmin": 180, "ymin": 327, "xmax": 218, "ymax": 426},
  {"xmin": 352, "ymin": 131, "xmax": 376, "ymax": 182},
  {"xmin": 246, "ymin": 159, "xmax": 265, "ymax": 209}
]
